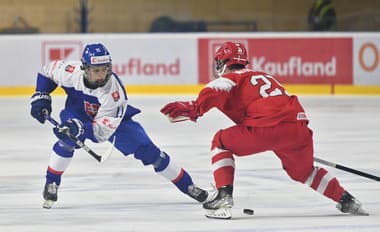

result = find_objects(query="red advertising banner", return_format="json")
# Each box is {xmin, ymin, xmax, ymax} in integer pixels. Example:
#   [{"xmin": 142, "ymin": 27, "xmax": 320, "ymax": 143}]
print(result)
[{"xmin": 198, "ymin": 38, "xmax": 353, "ymax": 84}]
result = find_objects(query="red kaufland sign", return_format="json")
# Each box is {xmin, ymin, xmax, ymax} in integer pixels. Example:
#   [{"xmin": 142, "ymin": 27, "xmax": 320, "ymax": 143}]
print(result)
[
  {"xmin": 42, "ymin": 41, "xmax": 83, "ymax": 65},
  {"xmin": 198, "ymin": 38, "xmax": 353, "ymax": 84}
]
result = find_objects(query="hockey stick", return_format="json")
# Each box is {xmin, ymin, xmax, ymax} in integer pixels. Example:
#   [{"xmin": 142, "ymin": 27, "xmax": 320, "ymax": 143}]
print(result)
[
  {"xmin": 314, "ymin": 157, "xmax": 380, "ymax": 182},
  {"xmin": 44, "ymin": 114, "xmax": 114, "ymax": 163}
]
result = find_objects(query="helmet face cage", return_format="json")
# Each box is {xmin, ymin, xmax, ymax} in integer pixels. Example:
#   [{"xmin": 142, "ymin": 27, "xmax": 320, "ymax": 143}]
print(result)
[
  {"xmin": 213, "ymin": 42, "xmax": 248, "ymax": 77},
  {"xmin": 81, "ymin": 43, "xmax": 113, "ymax": 89},
  {"xmin": 214, "ymin": 59, "xmax": 228, "ymax": 78}
]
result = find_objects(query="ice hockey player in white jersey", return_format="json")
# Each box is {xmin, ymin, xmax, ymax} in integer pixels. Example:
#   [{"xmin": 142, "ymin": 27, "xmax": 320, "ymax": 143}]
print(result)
[{"xmin": 30, "ymin": 43, "xmax": 208, "ymax": 209}]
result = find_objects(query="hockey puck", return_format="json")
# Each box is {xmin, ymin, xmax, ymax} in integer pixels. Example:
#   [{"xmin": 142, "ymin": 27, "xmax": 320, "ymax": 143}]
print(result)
[{"xmin": 243, "ymin": 208, "xmax": 254, "ymax": 215}]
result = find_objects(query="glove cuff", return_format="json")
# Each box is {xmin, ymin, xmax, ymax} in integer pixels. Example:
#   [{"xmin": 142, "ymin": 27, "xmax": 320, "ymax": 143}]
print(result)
[
  {"xmin": 190, "ymin": 100, "xmax": 200, "ymax": 120},
  {"xmin": 31, "ymin": 91, "xmax": 51, "ymax": 104},
  {"xmin": 70, "ymin": 118, "xmax": 85, "ymax": 137}
]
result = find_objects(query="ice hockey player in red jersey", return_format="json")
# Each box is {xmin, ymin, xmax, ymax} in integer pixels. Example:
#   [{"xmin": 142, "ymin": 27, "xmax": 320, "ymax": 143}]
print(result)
[{"xmin": 160, "ymin": 41, "xmax": 368, "ymax": 219}]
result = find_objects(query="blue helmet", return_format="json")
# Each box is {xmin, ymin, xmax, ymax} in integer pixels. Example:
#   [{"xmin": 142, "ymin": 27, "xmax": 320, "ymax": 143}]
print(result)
[
  {"xmin": 81, "ymin": 43, "xmax": 112, "ymax": 66},
  {"xmin": 81, "ymin": 43, "xmax": 113, "ymax": 89}
]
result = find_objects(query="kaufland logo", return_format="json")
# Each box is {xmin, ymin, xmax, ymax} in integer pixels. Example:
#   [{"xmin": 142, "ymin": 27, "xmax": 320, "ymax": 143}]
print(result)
[
  {"xmin": 252, "ymin": 56, "xmax": 336, "ymax": 76},
  {"xmin": 90, "ymin": 55, "xmax": 111, "ymax": 65},
  {"xmin": 42, "ymin": 41, "xmax": 82, "ymax": 65}
]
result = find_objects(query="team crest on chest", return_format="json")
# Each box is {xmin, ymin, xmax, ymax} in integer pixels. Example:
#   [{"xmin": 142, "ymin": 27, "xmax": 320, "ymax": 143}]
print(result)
[
  {"xmin": 84, "ymin": 101, "xmax": 100, "ymax": 119},
  {"xmin": 112, "ymin": 91, "xmax": 120, "ymax": 101}
]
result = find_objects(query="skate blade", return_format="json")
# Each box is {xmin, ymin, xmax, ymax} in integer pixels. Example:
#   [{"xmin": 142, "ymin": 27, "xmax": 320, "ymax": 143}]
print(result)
[
  {"xmin": 42, "ymin": 200, "xmax": 55, "ymax": 209},
  {"xmin": 205, "ymin": 208, "xmax": 232, "ymax": 219},
  {"xmin": 352, "ymin": 207, "xmax": 369, "ymax": 216}
]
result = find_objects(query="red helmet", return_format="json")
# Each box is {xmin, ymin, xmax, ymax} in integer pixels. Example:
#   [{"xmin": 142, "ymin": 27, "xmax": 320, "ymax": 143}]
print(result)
[{"xmin": 214, "ymin": 42, "xmax": 248, "ymax": 75}]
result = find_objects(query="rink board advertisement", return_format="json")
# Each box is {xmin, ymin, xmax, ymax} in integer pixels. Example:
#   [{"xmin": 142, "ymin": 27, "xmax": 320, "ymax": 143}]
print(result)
[
  {"xmin": 353, "ymin": 37, "xmax": 380, "ymax": 85},
  {"xmin": 0, "ymin": 33, "xmax": 379, "ymax": 95},
  {"xmin": 198, "ymin": 38, "xmax": 353, "ymax": 84},
  {"xmin": 0, "ymin": 35, "xmax": 198, "ymax": 86}
]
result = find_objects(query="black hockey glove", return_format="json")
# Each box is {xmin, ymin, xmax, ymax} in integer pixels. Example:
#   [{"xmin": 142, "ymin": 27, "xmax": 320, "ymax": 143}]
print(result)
[
  {"xmin": 53, "ymin": 119, "xmax": 85, "ymax": 142},
  {"xmin": 30, "ymin": 91, "xmax": 52, "ymax": 123}
]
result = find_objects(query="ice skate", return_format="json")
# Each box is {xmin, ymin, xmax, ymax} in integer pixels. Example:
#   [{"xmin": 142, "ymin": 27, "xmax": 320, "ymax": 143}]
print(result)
[
  {"xmin": 336, "ymin": 191, "xmax": 369, "ymax": 216},
  {"xmin": 187, "ymin": 185, "xmax": 209, "ymax": 203},
  {"xmin": 203, "ymin": 185, "xmax": 233, "ymax": 219},
  {"xmin": 42, "ymin": 182, "xmax": 58, "ymax": 209}
]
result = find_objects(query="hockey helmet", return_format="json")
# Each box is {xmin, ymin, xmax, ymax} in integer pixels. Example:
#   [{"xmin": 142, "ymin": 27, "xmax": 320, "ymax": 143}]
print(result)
[
  {"xmin": 214, "ymin": 42, "xmax": 248, "ymax": 76},
  {"xmin": 81, "ymin": 43, "xmax": 112, "ymax": 89}
]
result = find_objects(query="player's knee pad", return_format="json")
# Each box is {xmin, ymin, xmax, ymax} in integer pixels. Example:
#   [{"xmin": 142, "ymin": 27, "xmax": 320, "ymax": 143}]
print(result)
[
  {"xmin": 53, "ymin": 141, "xmax": 74, "ymax": 158},
  {"xmin": 304, "ymin": 166, "xmax": 329, "ymax": 186},
  {"xmin": 211, "ymin": 130, "xmax": 224, "ymax": 150},
  {"xmin": 152, "ymin": 151, "xmax": 192, "ymax": 194},
  {"xmin": 152, "ymin": 151, "xmax": 170, "ymax": 172},
  {"xmin": 134, "ymin": 143, "xmax": 161, "ymax": 166},
  {"xmin": 286, "ymin": 165, "xmax": 315, "ymax": 183}
]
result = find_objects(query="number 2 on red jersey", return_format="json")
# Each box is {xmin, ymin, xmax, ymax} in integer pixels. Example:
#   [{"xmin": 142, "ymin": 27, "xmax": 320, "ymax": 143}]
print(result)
[{"xmin": 250, "ymin": 74, "xmax": 287, "ymax": 98}]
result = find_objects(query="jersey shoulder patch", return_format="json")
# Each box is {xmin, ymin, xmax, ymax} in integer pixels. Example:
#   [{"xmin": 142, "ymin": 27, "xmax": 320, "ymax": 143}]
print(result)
[
  {"xmin": 64, "ymin": 64, "xmax": 76, "ymax": 73},
  {"xmin": 111, "ymin": 91, "xmax": 120, "ymax": 101}
]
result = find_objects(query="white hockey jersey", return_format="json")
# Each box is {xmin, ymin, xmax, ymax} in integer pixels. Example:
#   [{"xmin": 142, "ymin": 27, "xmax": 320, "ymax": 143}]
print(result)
[{"xmin": 39, "ymin": 60, "xmax": 135, "ymax": 142}]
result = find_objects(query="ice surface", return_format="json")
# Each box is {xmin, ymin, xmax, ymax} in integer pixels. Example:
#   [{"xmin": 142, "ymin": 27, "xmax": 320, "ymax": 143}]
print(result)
[{"xmin": 0, "ymin": 95, "xmax": 379, "ymax": 232}]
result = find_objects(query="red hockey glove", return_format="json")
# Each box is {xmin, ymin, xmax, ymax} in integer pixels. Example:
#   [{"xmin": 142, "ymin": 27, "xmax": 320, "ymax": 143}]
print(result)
[{"xmin": 160, "ymin": 101, "xmax": 199, "ymax": 122}]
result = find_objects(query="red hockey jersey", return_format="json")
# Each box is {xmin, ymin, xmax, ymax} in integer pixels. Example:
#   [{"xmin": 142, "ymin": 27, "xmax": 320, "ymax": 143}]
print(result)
[{"xmin": 195, "ymin": 69, "xmax": 308, "ymax": 127}]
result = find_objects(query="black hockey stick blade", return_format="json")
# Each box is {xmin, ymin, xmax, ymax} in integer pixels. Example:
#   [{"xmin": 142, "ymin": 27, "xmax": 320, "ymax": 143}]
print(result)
[{"xmin": 314, "ymin": 157, "xmax": 380, "ymax": 182}]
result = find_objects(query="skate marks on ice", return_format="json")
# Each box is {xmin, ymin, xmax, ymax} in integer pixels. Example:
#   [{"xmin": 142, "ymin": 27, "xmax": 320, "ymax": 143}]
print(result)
[{"xmin": 0, "ymin": 96, "xmax": 379, "ymax": 232}]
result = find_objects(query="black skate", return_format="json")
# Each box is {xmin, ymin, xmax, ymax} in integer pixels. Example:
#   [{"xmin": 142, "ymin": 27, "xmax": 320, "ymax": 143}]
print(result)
[
  {"xmin": 187, "ymin": 185, "xmax": 209, "ymax": 203},
  {"xmin": 203, "ymin": 185, "xmax": 233, "ymax": 219},
  {"xmin": 42, "ymin": 182, "xmax": 58, "ymax": 209},
  {"xmin": 336, "ymin": 191, "xmax": 369, "ymax": 216}
]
